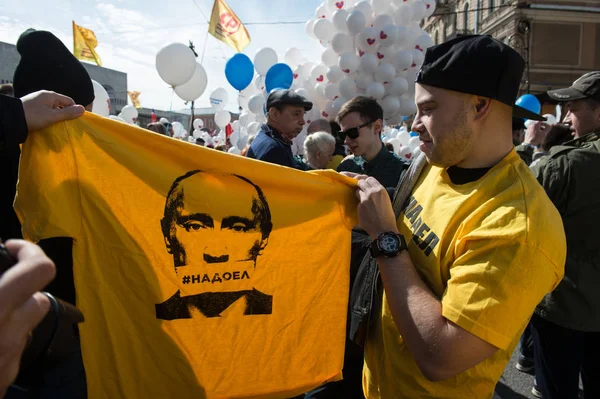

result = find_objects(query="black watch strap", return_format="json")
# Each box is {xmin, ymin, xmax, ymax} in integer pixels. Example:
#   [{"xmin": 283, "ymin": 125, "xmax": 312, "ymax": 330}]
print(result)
[{"xmin": 369, "ymin": 232, "xmax": 407, "ymax": 258}]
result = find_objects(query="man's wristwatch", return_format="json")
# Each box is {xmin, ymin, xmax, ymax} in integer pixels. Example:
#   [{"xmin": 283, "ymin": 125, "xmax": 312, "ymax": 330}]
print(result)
[{"xmin": 369, "ymin": 232, "xmax": 407, "ymax": 258}]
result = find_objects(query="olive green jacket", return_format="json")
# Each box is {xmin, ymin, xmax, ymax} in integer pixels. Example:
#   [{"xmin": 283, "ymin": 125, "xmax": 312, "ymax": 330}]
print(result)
[{"xmin": 531, "ymin": 132, "xmax": 600, "ymax": 331}]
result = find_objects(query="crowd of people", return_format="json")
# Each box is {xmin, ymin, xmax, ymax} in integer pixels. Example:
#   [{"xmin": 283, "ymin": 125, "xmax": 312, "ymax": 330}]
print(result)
[{"xmin": 1, "ymin": 27, "xmax": 599, "ymax": 399}]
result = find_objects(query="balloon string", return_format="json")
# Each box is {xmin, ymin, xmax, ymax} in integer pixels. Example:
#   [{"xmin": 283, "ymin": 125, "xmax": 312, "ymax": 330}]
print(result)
[
  {"xmin": 201, "ymin": 29, "xmax": 209, "ymax": 65},
  {"xmin": 170, "ymin": 87, "xmax": 174, "ymax": 112}
]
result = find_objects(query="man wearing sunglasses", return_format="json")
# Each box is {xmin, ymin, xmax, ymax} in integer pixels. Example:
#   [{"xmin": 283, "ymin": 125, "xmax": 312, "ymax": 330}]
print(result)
[{"xmin": 336, "ymin": 97, "xmax": 409, "ymax": 188}]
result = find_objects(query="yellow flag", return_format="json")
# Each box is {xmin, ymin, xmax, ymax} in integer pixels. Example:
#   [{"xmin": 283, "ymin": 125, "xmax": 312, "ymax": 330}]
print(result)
[
  {"xmin": 208, "ymin": 0, "xmax": 250, "ymax": 52},
  {"xmin": 72, "ymin": 21, "xmax": 102, "ymax": 66},
  {"xmin": 127, "ymin": 91, "xmax": 142, "ymax": 108}
]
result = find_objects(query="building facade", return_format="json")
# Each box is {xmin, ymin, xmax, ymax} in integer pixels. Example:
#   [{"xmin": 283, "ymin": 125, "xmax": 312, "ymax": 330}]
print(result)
[
  {"xmin": 423, "ymin": 0, "xmax": 600, "ymax": 105},
  {"xmin": 0, "ymin": 40, "xmax": 128, "ymax": 114}
]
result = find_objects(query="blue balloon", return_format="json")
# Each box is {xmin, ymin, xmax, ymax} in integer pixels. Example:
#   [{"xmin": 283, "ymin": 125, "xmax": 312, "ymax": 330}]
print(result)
[
  {"xmin": 265, "ymin": 63, "xmax": 294, "ymax": 93},
  {"xmin": 225, "ymin": 53, "xmax": 254, "ymax": 91},
  {"xmin": 515, "ymin": 94, "xmax": 541, "ymax": 115}
]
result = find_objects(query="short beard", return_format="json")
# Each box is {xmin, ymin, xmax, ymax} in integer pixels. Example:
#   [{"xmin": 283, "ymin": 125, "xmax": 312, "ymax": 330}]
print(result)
[{"xmin": 428, "ymin": 104, "xmax": 473, "ymax": 168}]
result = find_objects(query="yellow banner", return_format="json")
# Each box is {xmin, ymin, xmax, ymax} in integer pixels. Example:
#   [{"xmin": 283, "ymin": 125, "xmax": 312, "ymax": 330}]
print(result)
[
  {"xmin": 127, "ymin": 91, "xmax": 141, "ymax": 108},
  {"xmin": 208, "ymin": 0, "xmax": 250, "ymax": 52},
  {"xmin": 73, "ymin": 21, "xmax": 102, "ymax": 66}
]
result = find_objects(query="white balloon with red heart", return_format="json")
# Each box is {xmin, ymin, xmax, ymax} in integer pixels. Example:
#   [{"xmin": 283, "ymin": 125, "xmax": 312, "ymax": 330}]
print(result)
[
  {"xmin": 329, "ymin": 0, "xmax": 354, "ymax": 11},
  {"xmin": 339, "ymin": 52, "xmax": 361, "ymax": 74},
  {"xmin": 398, "ymin": 145, "xmax": 413, "ymax": 160},
  {"xmin": 375, "ymin": 45, "xmax": 395, "ymax": 64},
  {"xmin": 359, "ymin": 27, "xmax": 380, "ymax": 53},
  {"xmin": 311, "ymin": 64, "xmax": 329, "ymax": 85},
  {"xmin": 324, "ymin": 83, "xmax": 341, "ymax": 100},
  {"xmin": 414, "ymin": 33, "xmax": 434, "ymax": 53},
  {"xmin": 327, "ymin": 65, "xmax": 345, "ymax": 83},
  {"xmin": 378, "ymin": 24, "xmax": 398, "ymax": 47},
  {"xmin": 315, "ymin": 2, "xmax": 332, "ymax": 19},
  {"xmin": 422, "ymin": 0, "xmax": 436, "ymax": 18}
]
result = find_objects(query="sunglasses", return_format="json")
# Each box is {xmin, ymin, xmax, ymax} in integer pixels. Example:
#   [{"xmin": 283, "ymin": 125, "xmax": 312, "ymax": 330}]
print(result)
[{"xmin": 339, "ymin": 120, "xmax": 375, "ymax": 140}]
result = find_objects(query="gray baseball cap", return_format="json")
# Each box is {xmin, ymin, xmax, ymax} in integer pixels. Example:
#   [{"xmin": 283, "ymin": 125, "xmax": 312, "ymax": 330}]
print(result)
[
  {"xmin": 547, "ymin": 71, "xmax": 600, "ymax": 102},
  {"xmin": 266, "ymin": 89, "xmax": 312, "ymax": 112}
]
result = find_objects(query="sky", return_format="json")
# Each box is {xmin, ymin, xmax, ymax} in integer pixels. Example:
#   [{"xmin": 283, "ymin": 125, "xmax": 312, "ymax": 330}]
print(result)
[{"xmin": 0, "ymin": 0, "xmax": 326, "ymax": 113}]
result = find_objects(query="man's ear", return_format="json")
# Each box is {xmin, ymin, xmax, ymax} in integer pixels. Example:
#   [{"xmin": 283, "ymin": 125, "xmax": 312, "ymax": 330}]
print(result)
[
  {"xmin": 373, "ymin": 119, "xmax": 383, "ymax": 135},
  {"xmin": 268, "ymin": 107, "xmax": 280, "ymax": 122},
  {"xmin": 473, "ymin": 96, "xmax": 492, "ymax": 121}
]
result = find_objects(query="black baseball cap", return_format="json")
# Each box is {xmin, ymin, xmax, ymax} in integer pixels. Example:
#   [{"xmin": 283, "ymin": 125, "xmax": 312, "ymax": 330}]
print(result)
[
  {"xmin": 266, "ymin": 89, "xmax": 312, "ymax": 112},
  {"xmin": 547, "ymin": 71, "xmax": 600, "ymax": 102},
  {"xmin": 416, "ymin": 35, "xmax": 545, "ymax": 121}
]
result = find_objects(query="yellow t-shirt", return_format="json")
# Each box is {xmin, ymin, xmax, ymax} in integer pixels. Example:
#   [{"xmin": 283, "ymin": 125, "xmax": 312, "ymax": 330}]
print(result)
[
  {"xmin": 15, "ymin": 113, "xmax": 358, "ymax": 399},
  {"xmin": 364, "ymin": 149, "xmax": 566, "ymax": 399},
  {"xmin": 327, "ymin": 154, "xmax": 345, "ymax": 170}
]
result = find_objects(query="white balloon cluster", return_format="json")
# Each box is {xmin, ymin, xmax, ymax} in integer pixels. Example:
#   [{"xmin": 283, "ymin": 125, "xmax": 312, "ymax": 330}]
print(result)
[
  {"xmin": 299, "ymin": 0, "xmax": 435, "ymax": 125},
  {"xmin": 156, "ymin": 43, "xmax": 208, "ymax": 102},
  {"xmin": 382, "ymin": 126, "xmax": 422, "ymax": 160}
]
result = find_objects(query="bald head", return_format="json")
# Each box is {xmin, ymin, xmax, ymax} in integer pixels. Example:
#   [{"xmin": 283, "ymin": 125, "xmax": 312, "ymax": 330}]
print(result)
[{"xmin": 307, "ymin": 119, "xmax": 332, "ymax": 135}]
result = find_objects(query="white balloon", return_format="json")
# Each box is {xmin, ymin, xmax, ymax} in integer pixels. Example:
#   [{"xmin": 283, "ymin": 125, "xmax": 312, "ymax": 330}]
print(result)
[
  {"xmin": 155, "ymin": 43, "xmax": 196, "ymax": 87},
  {"xmin": 247, "ymin": 121, "xmax": 260, "ymax": 135},
  {"xmin": 412, "ymin": 146, "xmax": 422, "ymax": 159},
  {"xmin": 399, "ymin": 96, "xmax": 417, "ymax": 115},
  {"xmin": 329, "ymin": 0, "xmax": 354, "ymax": 11},
  {"xmin": 230, "ymin": 130, "xmax": 240, "ymax": 146},
  {"xmin": 171, "ymin": 121, "xmax": 184, "ymax": 137},
  {"xmin": 91, "ymin": 80, "xmax": 110, "ymax": 117},
  {"xmin": 327, "ymin": 65, "xmax": 345, "ymax": 83},
  {"xmin": 304, "ymin": 107, "xmax": 321, "ymax": 124},
  {"xmin": 248, "ymin": 94, "xmax": 265, "ymax": 115},
  {"xmin": 339, "ymin": 77, "xmax": 359, "ymax": 98},
  {"xmin": 393, "ymin": 50, "xmax": 414, "ymax": 71},
  {"xmin": 398, "ymin": 145, "xmax": 413, "ymax": 160},
  {"xmin": 254, "ymin": 75, "xmax": 266, "ymax": 92},
  {"xmin": 239, "ymin": 112, "xmax": 250, "ymax": 128},
  {"xmin": 109, "ymin": 115, "xmax": 126, "ymax": 123},
  {"xmin": 371, "ymin": 0, "xmax": 392, "ymax": 15},
  {"xmin": 354, "ymin": 1, "xmax": 373, "ymax": 24},
  {"xmin": 408, "ymin": 136, "xmax": 421, "ymax": 150},
  {"xmin": 393, "ymin": 3, "xmax": 414, "ymax": 26},
  {"xmin": 231, "ymin": 120, "xmax": 240, "ymax": 132},
  {"xmin": 174, "ymin": 63, "xmax": 208, "ymax": 102},
  {"xmin": 192, "ymin": 129, "xmax": 203, "ymax": 139},
  {"xmin": 209, "ymin": 88, "xmax": 229, "ymax": 111},
  {"xmin": 120, "ymin": 105, "xmax": 138, "ymax": 124},
  {"xmin": 315, "ymin": 82, "xmax": 328, "ymax": 99},
  {"xmin": 254, "ymin": 47, "xmax": 278, "ymax": 76},
  {"xmin": 388, "ymin": 128, "xmax": 399, "ymax": 138},
  {"xmin": 382, "ymin": 95, "xmax": 401, "ymax": 118},
  {"xmin": 346, "ymin": 10, "xmax": 366, "ymax": 35},
  {"xmin": 339, "ymin": 52, "xmax": 360, "ymax": 74},
  {"xmin": 159, "ymin": 117, "xmax": 169, "ymax": 124},
  {"xmin": 332, "ymin": 9, "xmax": 350, "ymax": 33},
  {"xmin": 333, "ymin": 96, "xmax": 348, "ymax": 113},
  {"xmin": 359, "ymin": 53, "xmax": 379, "ymax": 74},
  {"xmin": 389, "ymin": 77, "xmax": 409, "ymax": 96},
  {"xmin": 375, "ymin": 46, "xmax": 395, "ymax": 63},
  {"xmin": 359, "ymin": 27, "xmax": 380, "ymax": 52},
  {"xmin": 356, "ymin": 73, "xmax": 375, "ymax": 90},
  {"xmin": 193, "ymin": 118, "xmax": 204, "ymax": 130},
  {"xmin": 412, "ymin": 1, "xmax": 428, "ymax": 22},
  {"xmin": 412, "ymin": 49, "xmax": 425, "ymax": 68},
  {"xmin": 323, "ymin": 101, "xmax": 337, "ymax": 120},
  {"xmin": 395, "ymin": 25, "xmax": 409, "ymax": 47},
  {"xmin": 315, "ymin": 2, "xmax": 331, "ymax": 19},
  {"xmin": 228, "ymin": 146, "xmax": 241, "ymax": 155},
  {"xmin": 331, "ymin": 33, "xmax": 355, "ymax": 54},
  {"xmin": 375, "ymin": 63, "xmax": 396, "ymax": 83},
  {"xmin": 423, "ymin": 0, "xmax": 436, "ymax": 18},
  {"xmin": 238, "ymin": 93, "xmax": 250, "ymax": 111},
  {"xmin": 285, "ymin": 48, "xmax": 303, "ymax": 68},
  {"xmin": 524, "ymin": 119, "xmax": 536, "ymax": 128},
  {"xmin": 295, "ymin": 88, "xmax": 310, "ymax": 99},
  {"xmin": 397, "ymin": 130, "xmax": 411, "ymax": 146},
  {"xmin": 311, "ymin": 64, "xmax": 329, "ymax": 84},
  {"xmin": 543, "ymin": 114, "xmax": 558, "ymax": 125},
  {"xmin": 321, "ymin": 48, "xmax": 339, "ymax": 67},
  {"xmin": 373, "ymin": 14, "xmax": 394, "ymax": 30},
  {"xmin": 313, "ymin": 18, "xmax": 335, "ymax": 42},
  {"xmin": 387, "ymin": 138, "xmax": 401, "ymax": 153},
  {"xmin": 214, "ymin": 110, "xmax": 231, "ymax": 129},
  {"xmin": 366, "ymin": 82, "xmax": 385, "ymax": 100},
  {"xmin": 379, "ymin": 24, "xmax": 398, "ymax": 48},
  {"xmin": 324, "ymin": 83, "xmax": 341, "ymax": 100},
  {"xmin": 306, "ymin": 19, "xmax": 317, "ymax": 39},
  {"xmin": 415, "ymin": 33, "xmax": 434, "ymax": 52}
]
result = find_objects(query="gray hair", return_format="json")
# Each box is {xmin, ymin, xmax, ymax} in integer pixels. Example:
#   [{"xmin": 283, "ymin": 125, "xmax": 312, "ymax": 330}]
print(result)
[
  {"xmin": 307, "ymin": 119, "xmax": 332, "ymax": 134},
  {"xmin": 304, "ymin": 131, "xmax": 336, "ymax": 158}
]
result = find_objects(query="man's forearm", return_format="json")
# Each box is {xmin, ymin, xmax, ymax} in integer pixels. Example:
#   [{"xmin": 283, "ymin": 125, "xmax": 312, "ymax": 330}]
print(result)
[{"xmin": 376, "ymin": 250, "xmax": 450, "ymax": 380}]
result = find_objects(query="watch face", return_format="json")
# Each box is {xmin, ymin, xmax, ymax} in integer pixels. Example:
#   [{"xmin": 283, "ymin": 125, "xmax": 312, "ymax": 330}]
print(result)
[{"xmin": 379, "ymin": 234, "xmax": 400, "ymax": 254}]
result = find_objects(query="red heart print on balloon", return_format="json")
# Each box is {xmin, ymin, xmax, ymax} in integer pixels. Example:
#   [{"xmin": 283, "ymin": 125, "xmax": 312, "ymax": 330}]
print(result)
[
  {"xmin": 343, "ymin": 68, "xmax": 350, "ymax": 73},
  {"xmin": 334, "ymin": 95, "xmax": 339, "ymax": 100},
  {"xmin": 359, "ymin": 49, "xmax": 365, "ymax": 57},
  {"xmin": 322, "ymin": 111, "xmax": 329, "ymax": 117},
  {"xmin": 406, "ymin": 153, "xmax": 412, "ymax": 159},
  {"xmin": 293, "ymin": 73, "xmax": 299, "ymax": 79},
  {"xmin": 367, "ymin": 38, "xmax": 376, "ymax": 46},
  {"xmin": 377, "ymin": 52, "xmax": 384, "ymax": 59},
  {"xmin": 306, "ymin": 119, "xmax": 312, "ymax": 124},
  {"xmin": 411, "ymin": 62, "xmax": 417, "ymax": 68},
  {"xmin": 426, "ymin": 3, "xmax": 431, "ymax": 8},
  {"xmin": 380, "ymin": 31, "xmax": 388, "ymax": 40},
  {"xmin": 416, "ymin": 45, "xmax": 424, "ymax": 52},
  {"xmin": 316, "ymin": 75, "xmax": 324, "ymax": 82},
  {"xmin": 335, "ymin": 1, "xmax": 344, "ymax": 8}
]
